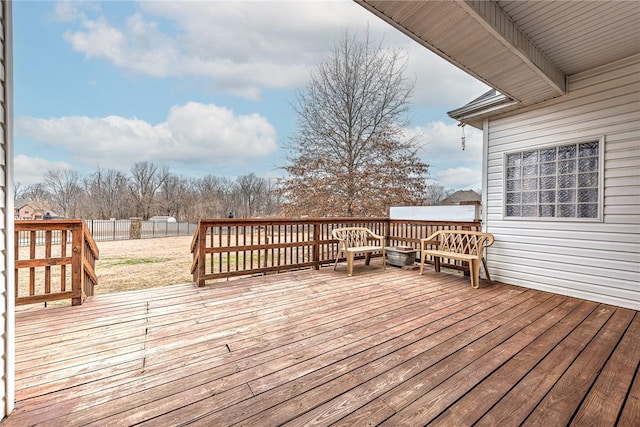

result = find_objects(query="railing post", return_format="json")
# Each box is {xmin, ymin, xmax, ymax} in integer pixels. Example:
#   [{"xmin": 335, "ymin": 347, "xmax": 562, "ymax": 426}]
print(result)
[
  {"xmin": 198, "ymin": 222, "xmax": 206, "ymax": 286},
  {"xmin": 384, "ymin": 219, "xmax": 391, "ymax": 247},
  {"xmin": 312, "ymin": 222, "xmax": 320, "ymax": 270},
  {"xmin": 71, "ymin": 222, "xmax": 84, "ymax": 306}
]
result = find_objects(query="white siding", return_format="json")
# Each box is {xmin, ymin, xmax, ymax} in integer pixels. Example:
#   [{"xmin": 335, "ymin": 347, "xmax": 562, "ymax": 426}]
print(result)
[
  {"xmin": 485, "ymin": 54, "xmax": 640, "ymax": 310},
  {"xmin": 0, "ymin": 0, "xmax": 12, "ymax": 417}
]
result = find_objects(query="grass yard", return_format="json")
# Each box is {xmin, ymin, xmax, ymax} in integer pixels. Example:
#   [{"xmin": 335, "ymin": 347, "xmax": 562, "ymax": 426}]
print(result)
[{"xmin": 95, "ymin": 236, "xmax": 195, "ymax": 294}]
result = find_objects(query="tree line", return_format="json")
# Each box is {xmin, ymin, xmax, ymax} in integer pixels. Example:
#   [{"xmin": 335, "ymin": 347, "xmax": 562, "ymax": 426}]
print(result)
[
  {"xmin": 15, "ymin": 161, "xmax": 281, "ymax": 222},
  {"xmin": 16, "ymin": 159, "xmax": 457, "ymax": 221}
]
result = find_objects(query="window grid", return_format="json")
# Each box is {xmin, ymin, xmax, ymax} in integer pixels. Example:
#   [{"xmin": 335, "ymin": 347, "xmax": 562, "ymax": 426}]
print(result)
[{"xmin": 505, "ymin": 141, "xmax": 599, "ymax": 219}]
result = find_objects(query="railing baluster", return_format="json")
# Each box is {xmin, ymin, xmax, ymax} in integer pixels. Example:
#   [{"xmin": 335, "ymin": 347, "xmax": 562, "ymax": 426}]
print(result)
[{"xmin": 44, "ymin": 230, "xmax": 52, "ymax": 295}]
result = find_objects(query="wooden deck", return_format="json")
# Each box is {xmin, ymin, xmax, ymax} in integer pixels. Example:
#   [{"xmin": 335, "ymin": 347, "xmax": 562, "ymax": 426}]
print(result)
[{"xmin": 4, "ymin": 265, "xmax": 639, "ymax": 426}]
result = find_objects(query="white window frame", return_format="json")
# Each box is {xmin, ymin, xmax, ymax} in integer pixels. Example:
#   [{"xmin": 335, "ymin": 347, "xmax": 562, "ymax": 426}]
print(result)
[{"xmin": 502, "ymin": 136, "xmax": 605, "ymax": 222}]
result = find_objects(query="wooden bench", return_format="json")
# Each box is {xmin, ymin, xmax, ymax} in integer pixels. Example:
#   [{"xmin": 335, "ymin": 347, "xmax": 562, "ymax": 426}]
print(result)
[
  {"xmin": 419, "ymin": 230, "xmax": 494, "ymax": 288},
  {"xmin": 333, "ymin": 227, "xmax": 386, "ymax": 276}
]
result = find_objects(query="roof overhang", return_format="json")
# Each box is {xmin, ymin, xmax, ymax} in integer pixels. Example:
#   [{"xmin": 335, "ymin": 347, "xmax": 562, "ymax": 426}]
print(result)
[
  {"xmin": 356, "ymin": 0, "xmax": 566, "ymax": 109},
  {"xmin": 446, "ymin": 89, "xmax": 517, "ymax": 129}
]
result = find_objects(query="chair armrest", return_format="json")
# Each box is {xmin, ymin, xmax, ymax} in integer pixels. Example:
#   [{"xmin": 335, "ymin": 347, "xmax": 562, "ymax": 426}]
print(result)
[
  {"xmin": 483, "ymin": 233, "xmax": 495, "ymax": 247},
  {"xmin": 420, "ymin": 231, "xmax": 442, "ymax": 251},
  {"xmin": 365, "ymin": 230, "xmax": 385, "ymax": 246}
]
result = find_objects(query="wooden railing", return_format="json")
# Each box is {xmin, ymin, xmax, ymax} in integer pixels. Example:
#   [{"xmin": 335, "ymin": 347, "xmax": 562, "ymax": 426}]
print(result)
[
  {"xmin": 15, "ymin": 220, "xmax": 99, "ymax": 306},
  {"xmin": 191, "ymin": 218, "xmax": 480, "ymax": 286}
]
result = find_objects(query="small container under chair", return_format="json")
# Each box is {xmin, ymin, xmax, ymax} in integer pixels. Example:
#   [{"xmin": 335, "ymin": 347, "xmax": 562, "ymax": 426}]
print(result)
[{"xmin": 385, "ymin": 246, "xmax": 418, "ymax": 267}]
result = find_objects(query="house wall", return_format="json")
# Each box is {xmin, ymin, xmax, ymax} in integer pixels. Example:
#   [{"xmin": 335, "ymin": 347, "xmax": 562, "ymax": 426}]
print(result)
[
  {"xmin": 485, "ymin": 54, "xmax": 640, "ymax": 310},
  {"xmin": 0, "ymin": 0, "xmax": 13, "ymax": 416}
]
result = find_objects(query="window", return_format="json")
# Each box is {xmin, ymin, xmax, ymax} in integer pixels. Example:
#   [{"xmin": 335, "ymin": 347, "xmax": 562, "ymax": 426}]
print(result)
[{"xmin": 504, "ymin": 139, "xmax": 602, "ymax": 220}]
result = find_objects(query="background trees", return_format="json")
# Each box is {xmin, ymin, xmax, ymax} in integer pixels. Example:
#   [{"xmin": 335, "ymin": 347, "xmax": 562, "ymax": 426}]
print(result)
[
  {"xmin": 280, "ymin": 31, "xmax": 429, "ymax": 217},
  {"xmin": 17, "ymin": 163, "xmax": 282, "ymax": 222},
  {"xmin": 43, "ymin": 169, "xmax": 83, "ymax": 218}
]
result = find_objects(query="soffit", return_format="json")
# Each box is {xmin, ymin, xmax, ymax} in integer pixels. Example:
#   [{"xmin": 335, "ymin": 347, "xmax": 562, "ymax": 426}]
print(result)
[
  {"xmin": 356, "ymin": 1, "xmax": 640, "ymax": 107},
  {"xmin": 499, "ymin": 0, "xmax": 640, "ymax": 76}
]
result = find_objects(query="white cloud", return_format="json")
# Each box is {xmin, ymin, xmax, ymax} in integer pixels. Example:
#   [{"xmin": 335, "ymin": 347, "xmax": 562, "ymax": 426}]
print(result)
[
  {"xmin": 14, "ymin": 155, "xmax": 72, "ymax": 186},
  {"xmin": 59, "ymin": 0, "xmax": 487, "ymax": 102},
  {"xmin": 434, "ymin": 166, "xmax": 481, "ymax": 191},
  {"xmin": 405, "ymin": 44, "xmax": 490, "ymax": 109},
  {"xmin": 50, "ymin": 1, "xmax": 100, "ymax": 23},
  {"xmin": 408, "ymin": 121, "xmax": 483, "ymax": 190},
  {"xmin": 15, "ymin": 102, "xmax": 278, "ymax": 171},
  {"xmin": 61, "ymin": 1, "xmax": 391, "ymax": 98}
]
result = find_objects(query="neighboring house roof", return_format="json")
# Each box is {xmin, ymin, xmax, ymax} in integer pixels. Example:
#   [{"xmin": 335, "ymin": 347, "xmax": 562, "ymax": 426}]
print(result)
[
  {"xmin": 356, "ymin": 1, "xmax": 640, "ymax": 127},
  {"xmin": 15, "ymin": 200, "xmax": 47, "ymax": 212},
  {"xmin": 440, "ymin": 190, "xmax": 481, "ymax": 206}
]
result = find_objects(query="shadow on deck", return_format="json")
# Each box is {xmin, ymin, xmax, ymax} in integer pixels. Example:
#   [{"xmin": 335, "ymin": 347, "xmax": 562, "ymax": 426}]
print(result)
[{"xmin": 5, "ymin": 264, "xmax": 639, "ymax": 426}]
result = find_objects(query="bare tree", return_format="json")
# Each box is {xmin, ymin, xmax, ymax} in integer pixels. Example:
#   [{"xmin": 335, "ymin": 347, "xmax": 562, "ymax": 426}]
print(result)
[
  {"xmin": 129, "ymin": 161, "xmax": 169, "ymax": 220},
  {"xmin": 85, "ymin": 168, "xmax": 132, "ymax": 219},
  {"xmin": 280, "ymin": 30, "xmax": 428, "ymax": 217},
  {"xmin": 43, "ymin": 168, "xmax": 84, "ymax": 218},
  {"xmin": 424, "ymin": 183, "xmax": 456, "ymax": 205},
  {"xmin": 261, "ymin": 178, "xmax": 283, "ymax": 217},
  {"xmin": 236, "ymin": 173, "xmax": 267, "ymax": 218},
  {"xmin": 14, "ymin": 182, "xmax": 27, "ymax": 200},
  {"xmin": 159, "ymin": 173, "xmax": 193, "ymax": 221},
  {"xmin": 193, "ymin": 175, "xmax": 235, "ymax": 219},
  {"xmin": 15, "ymin": 182, "xmax": 50, "ymax": 205}
]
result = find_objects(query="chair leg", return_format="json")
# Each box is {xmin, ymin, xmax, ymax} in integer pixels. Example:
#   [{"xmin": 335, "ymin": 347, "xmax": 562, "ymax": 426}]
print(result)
[
  {"xmin": 347, "ymin": 252, "xmax": 355, "ymax": 276},
  {"xmin": 364, "ymin": 252, "xmax": 372, "ymax": 266},
  {"xmin": 482, "ymin": 257, "xmax": 492, "ymax": 282},
  {"xmin": 382, "ymin": 249, "xmax": 386, "ymax": 269},
  {"xmin": 419, "ymin": 251, "xmax": 426, "ymax": 275},
  {"xmin": 470, "ymin": 259, "xmax": 481, "ymax": 289},
  {"xmin": 334, "ymin": 250, "xmax": 342, "ymax": 271}
]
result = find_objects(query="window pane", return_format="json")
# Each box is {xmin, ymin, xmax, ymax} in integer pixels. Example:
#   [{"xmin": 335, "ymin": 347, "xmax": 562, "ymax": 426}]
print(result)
[
  {"xmin": 539, "ymin": 205, "xmax": 555, "ymax": 217},
  {"xmin": 578, "ymin": 204, "xmax": 598, "ymax": 218},
  {"xmin": 506, "ymin": 192, "xmax": 521, "ymax": 204},
  {"xmin": 579, "ymin": 141, "xmax": 598, "ymax": 157},
  {"xmin": 558, "ymin": 189, "xmax": 576, "ymax": 203},
  {"xmin": 558, "ymin": 175, "xmax": 576, "ymax": 188},
  {"xmin": 540, "ymin": 148, "xmax": 556, "ymax": 161},
  {"xmin": 579, "ymin": 173, "xmax": 598, "ymax": 187},
  {"xmin": 578, "ymin": 188, "xmax": 598, "ymax": 203},
  {"xmin": 579, "ymin": 157, "xmax": 598, "ymax": 172},
  {"xmin": 558, "ymin": 160, "xmax": 576, "ymax": 173},
  {"xmin": 507, "ymin": 154, "xmax": 522, "ymax": 167},
  {"xmin": 540, "ymin": 176, "xmax": 556, "ymax": 189},
  {"xmin": 523, "ymin": 151, "xmax": 538, "ymax": 164},
  {"xmin": 558, "ymin": 204, "xmax": 576, "ymax": 217},
  {"xmin": 523, "ymin": 178, "xmax": 538, "ymax": 190},
  {"xmin": 558, "ymin": 144, "xmax": 577, "ymax": 159},
  {"xmin": 507, "ymin": 179, "xmax": 521, "ymax": 192},
  {"xmin": 540, "ymin": 191, "xmax": 556, "ymax": 203},
  {"xmin": 506, "ymin": 205, "xmax": 521, "ymax": 216},
  {"xmin": 540, "ymin": 162, "xmax": 556, "ymax": 176},
  {"xmin": 522, "ymin": 192, "xmax": 537, "ymax": 203},
  {"xmin": 505, "ymin": 140, "xmax": 600, "ymax": 221},
  {"xmin": 507, "ymin": 167, "xmax": 521, "ymax": 179}
]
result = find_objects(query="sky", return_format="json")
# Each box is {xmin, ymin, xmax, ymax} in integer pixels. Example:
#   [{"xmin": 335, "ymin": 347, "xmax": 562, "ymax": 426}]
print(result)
[{"xmin": 13, "ymin": 0, "xmax": 489, "ymax": 191}]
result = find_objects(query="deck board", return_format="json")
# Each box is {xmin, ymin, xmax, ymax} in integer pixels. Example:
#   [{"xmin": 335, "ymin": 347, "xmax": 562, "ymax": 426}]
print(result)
[{"xmin": 3, "ymin": 266, "xmax": 638, "ymax": 426}]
